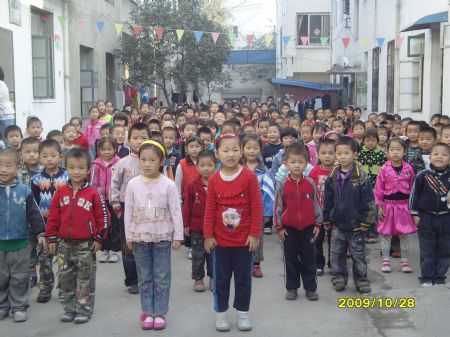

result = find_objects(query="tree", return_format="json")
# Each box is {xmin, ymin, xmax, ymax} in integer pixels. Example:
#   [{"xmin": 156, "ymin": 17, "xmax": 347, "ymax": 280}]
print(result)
[{"xmin": 115, "ymin": 0, "xmax": 231, "ymax": 106}]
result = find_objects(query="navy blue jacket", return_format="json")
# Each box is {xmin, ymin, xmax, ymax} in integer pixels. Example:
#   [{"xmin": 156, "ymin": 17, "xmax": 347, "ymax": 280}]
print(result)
[
  {"xmin": 0, "ymin": 178, "xmax": 45, "ymax": 241},
  {"xmin": 323, "ymin": 163, "xmax": 376, "ymax": 232},
  {"xmin": 409, "ymin": 165, "xmax": 450, "ymax": 215}
]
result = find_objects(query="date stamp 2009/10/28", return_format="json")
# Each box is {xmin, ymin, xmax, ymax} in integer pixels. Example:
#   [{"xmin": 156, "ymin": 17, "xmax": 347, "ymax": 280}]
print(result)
[{"xmin": 338, "ymin": 297, "xmax": 415, "ymax": 309}]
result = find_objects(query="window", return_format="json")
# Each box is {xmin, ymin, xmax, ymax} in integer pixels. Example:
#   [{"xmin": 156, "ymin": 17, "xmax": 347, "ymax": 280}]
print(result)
[
  {"xmin": 408, "ymin": 34, "xmax": 425, "ymax": 57},
  {"xmin": 31, "ymin": 8, "xmax": 54, "ymax": 99},
  {"xmin": 386, "ymin": 40, "xmax": 395, "ymax": 113},
  {"xmin": 343, "ymin": 0, "xmax": 350, "ymax": 15},
  {"xmin": 372, "ymin": 47, "xmax": 380, "ymax": 111},
  {"xmin": 297, "ymin": 13, "xmax": 330, "ymax": 46}
]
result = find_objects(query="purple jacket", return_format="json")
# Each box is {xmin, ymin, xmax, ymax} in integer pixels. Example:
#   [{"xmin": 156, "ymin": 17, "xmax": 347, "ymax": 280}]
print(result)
[{"xmin": 90, "ymin": 155, "xmax": 121, "ymax": 200}]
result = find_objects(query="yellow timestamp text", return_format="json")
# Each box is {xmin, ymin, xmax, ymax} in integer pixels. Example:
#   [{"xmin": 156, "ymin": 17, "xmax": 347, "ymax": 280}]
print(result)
[{"xmin": 338, "ymin": 297, "xmax": 415, "ymax": 309}]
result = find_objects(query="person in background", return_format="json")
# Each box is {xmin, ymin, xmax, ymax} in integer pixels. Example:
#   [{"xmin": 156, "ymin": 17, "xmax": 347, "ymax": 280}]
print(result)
[{"xmin": 0, "ymin": 67, "xmax": 15, "ymax": 138}]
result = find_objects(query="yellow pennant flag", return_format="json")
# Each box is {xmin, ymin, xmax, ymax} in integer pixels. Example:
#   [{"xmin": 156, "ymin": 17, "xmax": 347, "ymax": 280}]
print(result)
[
  {"xmin": 176, "ymin": 29, "xmax": 185, "ymax": 41},
  {"xmin": 115, "ymin": 23, "xmax": 123, "ymax": 36},
  {"xmin": 264, "ymin": 33, "xmax": 273, "ymax": 45},
  {"xmin": 359, "ymin": 36, "xmax": 368, "ymax": 48}
]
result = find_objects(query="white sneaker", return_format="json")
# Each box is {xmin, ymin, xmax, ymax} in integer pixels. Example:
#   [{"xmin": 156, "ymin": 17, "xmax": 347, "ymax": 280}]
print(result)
[
  {"xmin": 421, "ymin": 282, "xmax": 433, "ymax": 287},
  {"xmin": 237, "ymin": 311, "xmax": 252, "ymax": 331},
  {"xmin": 215, "ymin": 312, "xmax": 230, "ymax": 331},
  {"xmin": 264, "ymin": 227, "xmax": 272, "ymax": 235},
  {"xmin": 108, "ymin": 251, "xmax": 120, "ymax": 263},
  {"xmin": 98, "ymin": 251, "xmax": 109, "ymax": 263},
  {"xmin": 187, "ymin": 248, "xmax": 192, "ymax": 260}
]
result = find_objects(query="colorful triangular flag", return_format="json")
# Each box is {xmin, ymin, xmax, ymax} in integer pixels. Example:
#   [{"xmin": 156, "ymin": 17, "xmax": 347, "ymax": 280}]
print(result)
[
  {"xmin": 155, "ymin": 27, "xmax": 165, "ymax": 40},
  {"xmin": 133, "ymin": 25, "xmax": 142, "ymax": 36},
  {"xmin": 58, "ymin": 16, "xmax": 66, "ymax": 27},
  {"xmin": 247, "ymin": 34, "xmax": 255, "ymax": 44},
  {"xmin": 115, "ymin": 23, "xmax": 123, "ymax": 35},
  {"xmin": 265, "ymin": 33, "xmax": 273, "ymax": 45},
  {"xmin": 300, "ymin": 36, "xmax": 309, "ymax": 45},
  {"xmin": 228, "ymin": 33, "xmax": 236, "ymax": 43},
  {"xmin": 96, "ymin": 21, "xmax": 105, "ymax": 33},
  {"xmin": 376, "ymin": 37, "xmax": 385, "ymax": 48},
  {"xmin": 359, "ymin": 36, "xmax": 368, "ymax": 48},
  {"xmin": 342, "ymin": 37, "xmax": 350, "ymax": 48},
  {"xmin": 282, "ymin": 36, "xmax": 291, "ymax": 46},
  {"xmin": 211, "ymin": 32, "xmax": 220, "ymax": 44},
  {"xmin": 396, "ymin": 36, "xmax": 404, "ymax": 48},
  {"xmin": 176, "ymin": 29, "xmax": 185, "ymax": 41},
  {"xmin": 194, "ymin": 31, "xmax": 203, "ymax": 43},
  {"xmin": 77, "ymin": 17, "xmax": 84, "ymax": 29},
  {"xmin": 320, "ymin": 37, "xmax": 329, "ymax": 45},
  {"xmin": 55, "ymin": 40, "xmax": 62, "ymax": 51}
]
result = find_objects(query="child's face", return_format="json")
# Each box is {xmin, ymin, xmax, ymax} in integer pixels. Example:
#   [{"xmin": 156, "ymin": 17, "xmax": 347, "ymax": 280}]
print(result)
[
  {"xmin": 114, "ymin": 119, "xmax": 126, "ymax": 127},
  {"xmin": 431, "ymin": 116, "xmax": 440, "ymax": 126},
  {"xmin": 282, "ymin": 135, "xmax": 295, "ymax": 147},
  {"xmin": 418, "ymin": 132, "xmax": 435, "ymax": 152},
  {"xmin": 199, "ymin": 132, "xmax": 212, "ymax": 150},
  {"xmin": 0, "ymin": 154, "xmax": 19, "ymax": 185},
  {"xmin": 332, "ymin": 122, "xmax": 344, "ymax": 136},
  {"xmin": 316, "ymin": 109, "xmax": 324, "ymax": 120},
  {"xmin": 318, "ymin": 144, "xmax": 336, "ymax": 167},
  {"xmin": 21, "ymin": 143, "xmax": 39, "ymax": 167},
  {"xmin": 6, "ymin": 131, "xmax": 22, "ymax": 149},
  {"xmin": 71, "ymin": 120, "xmax": 82, "ymax": 133},
  {"xmin": 377, "ymin": 130, "xmax": 388, "ymax": 146},
  {"xmin": 184, "ymin": 125, "xmax": 197, "ymax": 138},
  {"xmin": 301, "ymin": 127, "xmax": 313, "ymax": 143},
  {"xmin": 130, "ymin": 111, "xmax": 140, "ymax": 123},
  {"xmin": 27, "ymin": 122, "xmax": 43, "ymax": 138},
  {"xmin": 271, "ymin": 111, "xmax": 280, "ymax": 120},
  {"xmin": 100, "ymin": 128, "xmax": 110, "ymax": 137},
  {"xmin": 324, "ymin": 109, "xmax": 332, "ymax": 119},
  {"xmin": 186, "ymin": 109, "xmax": 195, "ymax": 119},
  {"xmin": 288, "ymin": 119, "xmax": 300, "ymax": 130},
  {"xmin": 241, "ymin": 108, "xmax": 250, "ymax": 117},
  {"xmin": 66, "ymin": 156, "xmax": 90, "ymax": 185},
  {"xmin": 243, "ymin": 126, "xmax": 255, "ymax": 134},
  {"xmin": 199, "ymin": 111, "xmax": 210, "ymax": 120},
  {"xmin": 306, "ymin": 111, "xmax": 314, "ymax": 120},
  {"xmin": 336, "ymin": 110, "xmax": 346, "ymax": 120},
  {"xmin": 162, "ymin": 130, "xmax": 176, "ymax": 150},
  {"xmin": 187, "ymin": 141, "xmax": 202, "ymax": 159},
  {"xmin": 430, "ymin": 145, "xmax": 450, "ymax": 169},
  {"xmin": 312, "ymin": 129, "xmax": 325, "ymax": 143},
  {"xmin": 210, "ymin": 104, "xmax": 219, "ymax": 114},
  {"xmin": 388, "ymin": 141, "xmax": 405, "ymax": 163},
  {"xmin": 252, "ymin": 112, "xmax": 260, "ymax": 120},
  {"xmin": 284, "ymin": 154, "xmax": 307, "ymax": 177},
  {"xmin": 226, "ymin": 111, "xmax": 234, "ymax": 120},
  {"xmin": 256, "ymin": 121, "xmax": 267, "ymax": 137},
  {"xmin": 406, "ymin": 125, "xmax": 420, "ymax": 143},
  {"xmin": 90, "ymin": 108, "xmax": 100, "ymax": 121},
  {"xmin": 441, "ymin": 128, "xmax": 450, "ymax": 146},
  {"xmin": 97, "ymin": 102, "xmax": 106, "ymax": 114},
  {"xmin": 267, "ymin": 126, "xmax": 280, "ymax": 144},
  {"xmin": 221, "ymin": 124, "xmax": 235, "ymax": 135},
  {"xmin": 148, "ymin": 123, "xmax": 160, "ymax": 133},
  {"xmin": 139, "ymin": 148, "xmax": 162, "ymax": 178},
  {"xmin": 140, "ymin": 104, "xmax": 150, "ymax": 116},
  {"xmin": 243, "ymin": 139, "xmax": 261, "ymax": 162},
  {"xmin": 281, "ymin": 105, "xmax": 289, "ymax": 115},
  {"xmin": 214, "ymin": 113, "xmax": 225, "ymax": 126},
  {"xmin": 354, "ymin": 111, "xmax": 362, "ymax": 120},
  {"xmin": 63, "ymin": 126, "xmax": 77, "ymax": 143},
  {"xmin": 353, "ymin": 125, "xmax": 365, "ymax": 139},
  {"xmin": 216, "ymin": 138, "xmax": 241, "ymax": 169},
  {"xmin": 106, "ymin": 102, "xmax": 114, "ymax": 114},
  {"xmin": 335, "ymin": 144, "xmax": 356, "ymax": 170},
  {"xmin": 112, "ymin": 127, "xmax": 126, "ymax": 145},
  {"xmin": 129, "ymin": 129, "xmax": 149, "ymax": 153},
  {"xmin": 176, "ymin": 116, "xmax": 186, "ymax": 127},
  {"xmin": 364, "ymin": 136, "xmax": 378, "ymax": 151},
  {"xmin": 392, "ymin": 124, "xmax": 402, "ymax": 137},
  {"xmin": 51, "ymin": 135, "xmax": 65, "ymax": 149},
  {"xmin": 197, "ymin": 157, "xmax": 216, "ymax": 180},
  {"xmin": 39, "ymin": 146, "xmax": 61, "ymax": 171},
  {"xmin": 99, "ymin": 142, "xmax": 116, "ymax": 162}
]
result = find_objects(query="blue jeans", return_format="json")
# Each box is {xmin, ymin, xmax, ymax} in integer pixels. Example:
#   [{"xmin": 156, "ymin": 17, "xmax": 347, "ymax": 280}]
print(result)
[
  {"xmin": 330, "ymin": 227, "xmax": 369, "ymax": 286},
  {"xmin": 133, "ymin": 241, "xmax": 171, "ymax": 316},
  {"xmin": 0, "ymin": 117, "xmax": 14, "ymax": 140}
]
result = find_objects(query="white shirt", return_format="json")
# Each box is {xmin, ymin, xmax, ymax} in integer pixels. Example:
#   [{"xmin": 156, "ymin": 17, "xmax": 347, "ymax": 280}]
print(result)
[{"xmin": 0, "ymin": 80, "xmax": 15, "ymax": 118}]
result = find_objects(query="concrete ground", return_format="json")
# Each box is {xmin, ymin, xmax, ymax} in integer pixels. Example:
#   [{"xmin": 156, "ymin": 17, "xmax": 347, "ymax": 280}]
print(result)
[{"xmin": 2, "ymin": 233, "xmax": 450, "ymax": 337}]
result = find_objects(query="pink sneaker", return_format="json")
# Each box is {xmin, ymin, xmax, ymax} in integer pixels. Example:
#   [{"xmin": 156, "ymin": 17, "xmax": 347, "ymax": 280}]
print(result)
[
  {"xmin": 401, "ymin": 260, "xmax": 412, "ymax": 273},
  {"xmin": 154, "ymin": 316, "xmax": 166, "ymax": 330},
  {"xmin": 381, "ymin": 259, "xmax": 391, "ymax": 273},
  {"xmin": 140, "ymin": 313, "xmax": 154, "ymax": 330}
]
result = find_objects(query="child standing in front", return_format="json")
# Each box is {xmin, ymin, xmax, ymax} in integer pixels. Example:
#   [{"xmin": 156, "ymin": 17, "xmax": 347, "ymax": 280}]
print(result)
[
  {"xmin": 183, "ymin": 150, "xmax": 216, "ymax": 292},
  {"xmin": 0, "ymin": 149, "xmax": 45, "ymax": 322},
  {"xmin": 203, "ymin": 134, "xmax": 263, "ymax": 332},
  {"xmin": 410, "ymin": 143, "xmax": 450, "ymax": 286},
  {"xmin": 323, "ymin": 137, "xmax": 376, "ymax": 294},
  {"xmin": 274, "ymin": 142, "xmax": 322, "ymax": 301},
  {"xmin": 46, "ymin": 148, "xmax": 109, "ymax": 324},
  {"xmin": 374, "ymin": 138, "xmax": 415, "ymax": 273},
  {"xmin": 124, "ymin": 140, "xmax": 183, "ymax": 330}
]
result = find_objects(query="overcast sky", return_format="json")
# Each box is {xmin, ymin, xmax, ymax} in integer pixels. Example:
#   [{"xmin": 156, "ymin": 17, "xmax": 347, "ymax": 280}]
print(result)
[{"xmin": 224, "ymin": 0, "xmax": 276, "ymax": 34}]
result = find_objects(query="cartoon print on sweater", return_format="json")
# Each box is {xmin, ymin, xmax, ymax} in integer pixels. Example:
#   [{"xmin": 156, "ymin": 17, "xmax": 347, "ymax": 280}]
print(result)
[{"xmin": 222, "ymin": 208, "xmax": 241, "ymax": 230}]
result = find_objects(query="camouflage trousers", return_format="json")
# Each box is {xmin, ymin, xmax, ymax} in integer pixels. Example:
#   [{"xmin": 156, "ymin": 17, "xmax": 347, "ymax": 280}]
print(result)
[
  {"xmin": 37, "ymin": 246, "xmax": 54, "ymax": 293},
  {"xmin": 56, "ymin": 240, "xmax": 96, "ymax": 316}
]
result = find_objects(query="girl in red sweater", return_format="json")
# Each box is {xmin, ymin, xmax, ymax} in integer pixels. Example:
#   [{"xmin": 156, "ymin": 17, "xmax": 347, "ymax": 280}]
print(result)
[{"xmin": 203, "ymin": 133, "xmax": 263, "ymax": 332}]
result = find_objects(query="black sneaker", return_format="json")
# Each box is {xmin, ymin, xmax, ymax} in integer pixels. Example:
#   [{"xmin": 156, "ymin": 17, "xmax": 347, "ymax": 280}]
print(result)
[
  {"xmin": 305, "ymin": 290, "xmax": 319, "ymax": 301},
  {"xmin": 37, "ymin": 290, "xmax": 51, "ymax": 303},
  {"xmin": 357, "ymin": 284, "xmax": 371, "ymax": 294},
  {"xmin": 128, "ymin": 284, "xmax": 139, "ymax": 294},
  {"xmin": 285, "ymin": 289, "xmax": 298, "ymax": 300},
  {"xmin": 74, "ymin": 314, "xmax": 90, "ymax": 324},
  {"xmin": 333, "ymin": 280, "xmax": 346, "ymax": 292},
  {"xmin": 60, "ymin": 312, "xmax": 76, "ymax": 322}
]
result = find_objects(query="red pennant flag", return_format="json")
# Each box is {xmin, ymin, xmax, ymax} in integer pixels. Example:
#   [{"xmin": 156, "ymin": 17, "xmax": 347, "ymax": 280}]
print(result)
[
  {"xmin": 133, "ymin": 25, "xmax": 142, "ymax": 36},
  {"xmin": 395, "ymin": 36, "xmax": 404, "ymax": 48},
  {"xmin": 40, "ymin": 14, "xmax": 47, "ymax": 23},
  {"xmin": 247, "ymin": 34, "xmax": 255, "ymax": 44},
  {"xmin": 342, "ymin": 37, "xmax": 350, "ymax": 48},
  {"xmin": 155, "ymin": 27, "xmax": 165, "ymax": 40}
]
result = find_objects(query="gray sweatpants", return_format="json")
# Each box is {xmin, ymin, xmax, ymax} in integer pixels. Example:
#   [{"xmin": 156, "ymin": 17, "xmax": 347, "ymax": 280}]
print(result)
[{"xmin": 0, "ymin": 247, "xmax": 30, "ymax": 312}]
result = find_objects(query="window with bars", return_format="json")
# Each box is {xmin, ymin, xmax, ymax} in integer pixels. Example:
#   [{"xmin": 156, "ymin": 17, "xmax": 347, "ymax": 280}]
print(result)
[
  {"xmin": 372, "ymin": 47, "xmax": 380, "ymax": 112},
  {"xmin": 31, "ymin": 8, "xmax": 54, "ymax": 99},
  {"xmin": 343, "ymin": 0, "xmax": 350, "ymax": 15},
  {"xmin": 297, "ymin": 13, "xmax": 330, "ymax": 46}
]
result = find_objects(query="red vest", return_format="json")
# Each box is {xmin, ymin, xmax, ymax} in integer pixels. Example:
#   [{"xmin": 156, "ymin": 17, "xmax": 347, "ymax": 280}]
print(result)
[{"xmin": 180, "ymin": 157, "xmax": 198, "ymax": 201}]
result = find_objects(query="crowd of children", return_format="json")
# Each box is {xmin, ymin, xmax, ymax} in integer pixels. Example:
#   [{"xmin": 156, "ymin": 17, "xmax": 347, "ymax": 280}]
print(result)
[{"xmin": 1, "ymin": 97, "xmax": 450, "ymax": 332}]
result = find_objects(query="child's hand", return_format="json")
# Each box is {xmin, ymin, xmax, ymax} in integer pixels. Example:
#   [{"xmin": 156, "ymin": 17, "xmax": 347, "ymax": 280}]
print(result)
[
  {"xmin": 313, "ymin": 226, "xmax": 321, "ymax": 241},
  {"xmin": 184, "ymin": 227, "xmax": 190, "ymax": 236},
  {"xmin": 113, "ymin": 204, "xmax": 122, "ymax": 218},
  {"xmin": 323, "ymin": 221, "xmax": 332, "ymax": 230},
  {"xmin": 246, "ymin": 235, "xmax": 260, "ymax": 252},
  {"xmin": 172, "ymin": 240, "xmax": 181, "ymax": 250},
  {"xmin": 378, "ymin": 207, "xmax": 385, "ymax": 220},
  {"xmin": 413, "ymin": 216, "xmax": 420, "ymax": 225},
  {"xmin": 126, "ymin": 241, "xmax": 133, "ymax": 252},
  {"xmin": 48, "ymin": 242, "xmax": 57, "ymax": 255},
  {"xmin": 38, "ymin": 236, "xmax": 48, "ymax": 252},
  {"xmin": 204, "ymin": 237, "xmax": 217, "ymax": 254},
  {"xmin": 278, "ymin": 229, "xmax": 288, "ymax": 241},
  {"xmin": 92, "ymin": 241, "xmax": 102, "ymax": 253}
]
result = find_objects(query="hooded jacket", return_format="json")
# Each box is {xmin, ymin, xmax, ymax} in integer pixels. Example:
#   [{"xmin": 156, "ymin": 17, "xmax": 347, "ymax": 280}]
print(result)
[{"xmin": 90, "ymin": 155, "xmax": 120, "ymax": 200}]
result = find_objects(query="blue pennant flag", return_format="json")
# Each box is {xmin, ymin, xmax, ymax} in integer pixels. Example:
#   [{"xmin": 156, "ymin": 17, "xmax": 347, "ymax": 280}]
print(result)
[
  {"xmin": 376, "ymin": 37, "xmax": 385, "ymax": 48},
  {"xmin": 96, "ymin": 21, "xmax": 105, "ymax": 33},
  {"xmin": 194, "ymin": 31, "xmax": 203, "ymax": 43},
  {"xmin": 282, "ymin": 36, "xmax": 291, "ymax": 46}
]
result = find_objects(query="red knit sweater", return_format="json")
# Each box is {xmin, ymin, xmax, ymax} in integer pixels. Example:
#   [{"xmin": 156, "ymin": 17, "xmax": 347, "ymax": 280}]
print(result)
[
  {"xmin": 183, "ymin": 177, "xmax": 207, "ymax": 232},
  {"xmin": 203, "ymin": 166, "xmax": 263, "ymax": 247}
]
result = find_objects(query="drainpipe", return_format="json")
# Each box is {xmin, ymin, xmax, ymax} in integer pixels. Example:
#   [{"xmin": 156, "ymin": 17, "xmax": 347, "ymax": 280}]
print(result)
[
  {"xmin": 63, "ymin": 0, "xmax": 71, "ymax": 121},
  {"xmin": 443, "ymin": 1, "xmax": 450, "ymax": 115},
  {"xmin": 394, "ymin": 0, "xmax": 400, "ymax": 114}
]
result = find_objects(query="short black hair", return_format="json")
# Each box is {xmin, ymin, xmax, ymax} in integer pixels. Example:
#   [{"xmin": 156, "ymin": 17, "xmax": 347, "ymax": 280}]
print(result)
[
  {"xmin": 406, "ymin": 120, "xmax": 422, "ymax": 131},
  {"xmin": 197, "ymin": 150, "xmax": 216, "ymax": 163},
  {"xmin": 62, "ymin": 123, "xmax": 76, "ymax": 133},
  {"xmin": 419, "ymin": 126, "xmax": 437, "ymax": 139},
  {"xmin": 431, "ymin": 142, "xmax": 450, "ymax": 154},
  {"xmin": 46, "ymin": 130, "xmax": 63, "ymax": 140},
  {"xmin": 268, "ymin": 122, "xmax": 282, "ymax": 134},
  {"xmin": 284, "ymin": 141, "xmax": 308, "ymax": 161},
  {"xmin": 38, "ymin": 139, "xmax": 62, "ymax": 154},
  {"xmin": 197, "ymin": 126, "xmax": 213, "ymax": 137},
  {"xmin": 363, "ymin": 128, "xmax": 379, "ymax": 142},
  {"xmin": 280, "ymin": 127, "xmax": 299, "ymax": 140},
  {"xmin": 113, "ymin": 112, "xmax": 129, "ymax": 126},
  {"xmin": 20, "ymin": 137, "xmax": 40, "ymax": 150},
  {"xmin": 318, "ymin": 138, "xmax": 336, "ymax": 151},
  {"xmin": 0, "ymin": 148, "xmax": 20, "ymax": 165},
  {"xmin": 26, "ymin": 116, "xmax": 42, "ymax": 128},
  {"xmin": 128, "ymin": 123, "xmax": 150, "ymax": 140},
  {"xmin": 335, "ymin": 136, "xmax": 358, "ymax": 152},
  {"xmin": 97, "ymin": 136, "xmax": 118, "ymax": 151},
  {"xmin": 5, "ymin": 125, "xmax": 22, "ymax": 138},
  {"xmin": 64, "ymin": 147, "xmax": 92, "ymax": 169},
  {"xmin": 100, "ymin": 124, "xmax": 111, "ymax": 132}
]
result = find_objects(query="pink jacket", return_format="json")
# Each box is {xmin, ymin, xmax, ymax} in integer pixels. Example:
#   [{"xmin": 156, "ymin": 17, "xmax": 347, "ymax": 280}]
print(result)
[
  {"xmin": 373, "ymin": 160, "xmax": 415, "ymax": 205},
  {"xmin": 90, "ymin": 155, "xmax": 120, "ymax": 200},
  {"xmin": 83, "ymin": 120, "xmax": 106, "ymax": 147}
]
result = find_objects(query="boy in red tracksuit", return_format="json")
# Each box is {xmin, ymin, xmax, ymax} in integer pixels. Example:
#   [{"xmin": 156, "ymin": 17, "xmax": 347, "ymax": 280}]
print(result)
[
  {"xmin": 46, "ymin": 148, "xmax": 109, "ymax": 324},
  {"xmin": 182, "ymin": 151, "xmax": 216, "ymax": 292},
  {"xmin": 274, "ymin": 141, "xmax": 322, "ymax": 301}
]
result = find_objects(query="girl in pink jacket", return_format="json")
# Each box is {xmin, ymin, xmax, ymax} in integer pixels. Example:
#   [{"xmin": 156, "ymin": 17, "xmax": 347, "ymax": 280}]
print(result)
[
  {"xmin": 91, "ymin": 136, "xmax": 121, "ymax": 263},
  {"xmin": 83, "ymin": 106, "xmax": 106, "ymax": 159},
  {"xmin": 373, "ymin": 138, "xmax": 415, "ymax": 274}
]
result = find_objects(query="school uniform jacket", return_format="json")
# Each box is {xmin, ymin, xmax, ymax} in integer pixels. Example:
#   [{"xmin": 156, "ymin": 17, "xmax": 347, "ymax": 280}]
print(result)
[
  {"xmin": 182, "ymin": 176, "xmax": 207, "ymax": 232},
  {"xmin": 46, "ymin": 181, "xmax": 109, "ymax": 244}
]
